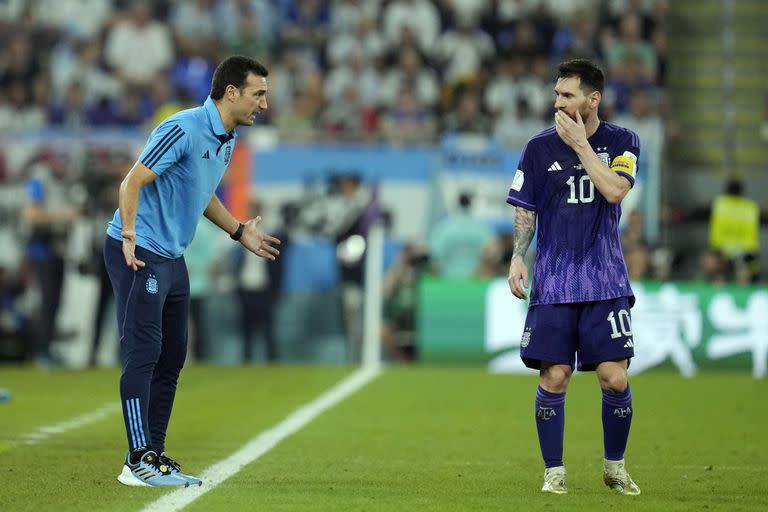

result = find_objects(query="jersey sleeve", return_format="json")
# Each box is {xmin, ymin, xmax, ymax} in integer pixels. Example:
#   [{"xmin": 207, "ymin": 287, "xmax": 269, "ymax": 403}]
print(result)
[
  {"xmin": 138, "ymin": 121, "xmax": 190, "ymax": 176},
  {"xmin": 610, "ymin": 129, "xmax": 641, "ymax": 187},
  {"xmin": 506, "ymin": 141, "xmax": 537, "ymax": 211}
]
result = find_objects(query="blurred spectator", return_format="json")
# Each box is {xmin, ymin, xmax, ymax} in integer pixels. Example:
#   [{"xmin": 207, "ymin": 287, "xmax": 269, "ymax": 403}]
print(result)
[
  {"xmin": 330, "ymin": 0, "xmax": 382, "ymax": 34},
  {"xmin": 80, "ymin": 150, "xmax": 125, "ymax": 367},
  {"xmin": 621, "ymin": 209, "xmax": 651, "ymax": 280},
  {"xmin": 170, "ymin": 56, "xmax": 216, "ymax": 104},
  {"xmin": 268, "ymin": 45, "xmax": 323, "ymax": 116},
  {"xmin": 541, "ymin": 0, "xmax": 594, "ymax": 24},
  {"xmin": 380, "ymin": 88, "xmax": 437, "ymax": 146},
  {"xmin": 498, "ymin": 19, "xmax": 546, "ymax": 59},
  {"xmin": 307, "ymin": 173, "xmax": 373, "ymax": 361},
  {"xmin": 319, "ymin": 82, "xmax": 378, "ymax": 141},
  {"xmin": 48, "ymin": 81, "xmax": 90, "ymax": 129},
  {"xmin": 232, "ymin": 199, "xmax": 285, "ymax": 363},
  {"xmin": 184, "ymin": 217, "xmax": 220, "ymax": 362},
  {"xmin": 324, "ymin": 49, "xmax": 381, "ymax": 108},
  {"xmin": 699, "ymin": 248, "xmax": 732, "ymax": 285},
  {"xmin": 170, "ymin": 0, "xmax": 219, "ymax": 61},
  {"xmin": 550, "ymin": 12, "xmax": 601, "ymax": 64},
  {"xmin": 603, "ymin": 12, "xmax": 657, "ymax": 82},
  {"xmin": 428, "ymin": 191, "xmax": 495, "ymax": 278},
  {"xmin": 382, "ymin": 241, "xmax": 433, "ymax": 362},
  {"xmin": 32, "ymin": 0, "xmax": 113, "ymax": 40},
  {"xmin": 0, "ymin": 0, "xmax": 27, "ymax": 32},
  {"xmin": 326, "ymin": 16, "xmax": 385, "ymax": 68},
  {"xmin": 148, "ymin": 75, "xmax": 193, "ymax": 127},
  {"xmin": 280, "ymin": 0, "xmax": 331, "ymax": 65},
  {"xmin": 220, "ymin": 0, "xmax": 275, "ymax": 59},
  {"xmin": 104, "ymin": 0, "xmax": 174, "ymax": 89},
  {"xmin": 105, "ymin": 88, "xmax": 146, "ymax": 127},
  {"xmin": 50, "ymin": 38, "xmax": 123, "ymax": 106},
  {"xmin": 23, "ymin": 150, "xmax": 81, "ymax": 366},
  {"xmin": 0, "ymin": 33, "xmax": 40, "ymax": 88},
  {"xmin": 274, "ymin": 90, "xmax": 321, "ymax": 143},
  {"xmin": 605, "ymin": 53, "xmax": 654, "ymax": 115},
  {"xmin": 493, "ymin": 97, "xmax": 547, "ymax": 150},
  {"xmin": 0, "ymin": 263, "xmax": 30, "ymax": 361},
  {"xmin": 442, "ymin": 87, "xmax": 492, "ymax": 135},
  {"xmin": 624, "ymin": 239, "xmax": 651, "ymax": 280},
  {"xmin": 484, "ymin": 55, "xmax": 527, "ymax": 117},
  {"xmin": 434, "ymin": 16, "xmax": 495, "ymax": 84},
  {"xmin": 380, "ymin": 45, "xmax": 440, "ymax": 108},
  {"xmin": 650, "ymin": 27, "xmax": 668, "ymax": 86},
  {"xmin": 708, "ymin": 180, "xmax": 760, "ymax": 283},
  {"xmin": 476, "ymin": 228, "xmax": 514, "ymax": 277},
  {"xmin": 0, "ymin": 80, "xmax": 46, "ymax": 132},
  {"xmin": 217, "ymin": 0, "xmax": 277, "ymax": 39},
  {"xmin": 382, "ymin": 0, "xmax": 441, "ymax": 54}
]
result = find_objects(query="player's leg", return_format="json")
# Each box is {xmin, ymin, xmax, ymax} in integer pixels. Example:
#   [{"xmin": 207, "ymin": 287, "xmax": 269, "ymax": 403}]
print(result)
[
  {"xmin": 149, "ymin": 256, "xmax": 201, "ymax": 486},
  {"xmin": 597, "ymin": 359, "xmax": 640, "ymax": 494},
  {"xmin": 520, "ymin": 304, "xmax": 578, "ymax": 494},
  {"xmin": 578, "ymin": 297, "xmax": 639, "ymax": 495},
  {"xmin": 538, "ymin": 362, "xmax": 572, "ymax": 494},
  {"xmin": 104, "ymin": 237, "xmax": 188, "ymax": 487}
]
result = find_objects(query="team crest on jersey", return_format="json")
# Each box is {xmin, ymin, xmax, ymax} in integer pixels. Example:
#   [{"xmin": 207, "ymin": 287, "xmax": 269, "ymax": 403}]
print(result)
[
  {"xmin": 597, "ymin": 152, "xmax": 610, "ymax": 166},
  {"xmin": 224, "ymin": 144, "xmax": 232, "ymax": 164},
  {"xmin": 521, "ymin": 328, "xmax": 531, "ymax": 348},
  {"xmin": 146, "ymin": 275, "xmax": 158, "ymax": 294}
]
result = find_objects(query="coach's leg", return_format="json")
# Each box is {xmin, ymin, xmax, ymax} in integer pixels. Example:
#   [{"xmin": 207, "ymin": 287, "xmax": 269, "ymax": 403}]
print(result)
[
  {"xmin": 597, "ymin": 359, "xmax": 632, "ymax": 460},
  {"xmin": 148, "ymin": 257, "xmax": 190, "ymax": 454},
  {"xmin": 105, "ymin": 238, "xmax": 165, "ymax": 454}
]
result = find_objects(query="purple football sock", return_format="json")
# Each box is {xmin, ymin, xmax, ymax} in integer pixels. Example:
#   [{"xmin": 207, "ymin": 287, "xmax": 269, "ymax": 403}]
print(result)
[
  {"xmin": 602, "ymin": 384, "xmax": 633, "ymax": 461},
  {"xmin": 535, "ymin": 385, "xmax": 566, "ymax": 468}
]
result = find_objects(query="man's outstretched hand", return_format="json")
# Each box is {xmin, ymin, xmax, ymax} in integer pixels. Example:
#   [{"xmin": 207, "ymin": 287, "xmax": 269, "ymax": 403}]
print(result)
[{"xmin": 239, "ymin": 216, "xmax": 281, "ymax": 260}]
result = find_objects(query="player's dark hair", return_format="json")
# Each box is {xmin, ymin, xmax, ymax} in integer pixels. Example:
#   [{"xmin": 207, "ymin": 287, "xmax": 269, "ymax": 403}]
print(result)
[
  {"xmin": 210, "ymin": 56, "xmax": 269, "ymax": 100},
  {"xmin": 557, "ymin": 59, "xmax": 604, "ymax": 94}
]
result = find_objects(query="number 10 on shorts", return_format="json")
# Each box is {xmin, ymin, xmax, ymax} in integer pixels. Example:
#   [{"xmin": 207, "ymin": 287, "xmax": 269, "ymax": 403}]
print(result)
[{"xmin": 607, "ymin": 309, "xmax": 632, "ymax": 339}]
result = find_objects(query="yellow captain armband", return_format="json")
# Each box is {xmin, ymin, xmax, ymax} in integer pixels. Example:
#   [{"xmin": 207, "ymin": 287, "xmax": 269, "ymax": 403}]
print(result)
[{"xmin": 610, "ymin": 152, "xmax": 637, "ymax": 178}]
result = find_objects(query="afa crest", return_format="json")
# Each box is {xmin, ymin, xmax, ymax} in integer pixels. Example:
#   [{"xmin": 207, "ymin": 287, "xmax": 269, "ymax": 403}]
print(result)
[
  {"xmin": 146, "ymin": 275, "xmax": 158, "ymax": 294},
  {"xmin": 224, "ymin": 144, "xmax": 232, "ymax": 164}
]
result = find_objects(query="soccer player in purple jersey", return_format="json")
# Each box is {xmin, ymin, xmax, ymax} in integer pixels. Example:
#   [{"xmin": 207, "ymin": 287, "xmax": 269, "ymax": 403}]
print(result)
[{"xmin": 506, "ymin": 59, "xmax": 641, "ymax": 495}]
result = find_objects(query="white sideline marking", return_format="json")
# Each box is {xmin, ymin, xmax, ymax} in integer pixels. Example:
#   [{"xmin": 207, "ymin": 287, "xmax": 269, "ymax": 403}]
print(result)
[
  {"xmin": 23, "ymin": 402, "xmax": 120, "ymax": 445},
  {"xmin": 141, "ymin": 365, "xmax": 381, "ymax": 512}
]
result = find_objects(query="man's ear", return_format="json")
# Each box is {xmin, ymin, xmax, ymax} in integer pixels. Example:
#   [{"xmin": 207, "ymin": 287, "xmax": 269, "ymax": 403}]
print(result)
[{"xmin": 590, "ymin": 90, "xmax": 602, "ymax": 109}]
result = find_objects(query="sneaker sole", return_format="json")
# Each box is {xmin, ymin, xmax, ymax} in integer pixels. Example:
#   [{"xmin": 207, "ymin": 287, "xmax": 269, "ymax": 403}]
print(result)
[
  {"xmin": 117, "ymin": 465, "xmax": 191, "ymax": 487},
  {"xmin": 117, "ymin": 466, "xmax": 151, "ymax": 487}
]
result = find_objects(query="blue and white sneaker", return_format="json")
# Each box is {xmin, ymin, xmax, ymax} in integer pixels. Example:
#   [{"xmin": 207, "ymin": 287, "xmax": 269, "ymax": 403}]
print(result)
[
  {"xmin": 159, "ymin": 452, "xmax": 202, "ymax": 486},
  {"xmin": 117, "ymin": 450, "xmax": 191, "ymax": 487}
]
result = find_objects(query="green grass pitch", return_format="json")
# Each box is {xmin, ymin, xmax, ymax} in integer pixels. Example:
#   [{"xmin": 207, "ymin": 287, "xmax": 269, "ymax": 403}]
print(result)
[{"xmin": 0, "ymin": 365, "xmax": 766, "ymax": 511}]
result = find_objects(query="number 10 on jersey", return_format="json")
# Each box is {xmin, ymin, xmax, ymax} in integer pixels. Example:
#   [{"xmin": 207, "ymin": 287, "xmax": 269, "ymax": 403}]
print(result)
[{"xmin": 566, "ymin": 175, "xmax": 595, "ymax": 204}]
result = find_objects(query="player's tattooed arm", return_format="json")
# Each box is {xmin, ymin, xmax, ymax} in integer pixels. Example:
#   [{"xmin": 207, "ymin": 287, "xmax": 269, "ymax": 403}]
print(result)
[
  {"xmin": 509, "ymin": 207, "xmax": 535, "ymax": 299},
  {"xmin": 512, "ymin": 207, "xmax": 536, "ymax": 259}
]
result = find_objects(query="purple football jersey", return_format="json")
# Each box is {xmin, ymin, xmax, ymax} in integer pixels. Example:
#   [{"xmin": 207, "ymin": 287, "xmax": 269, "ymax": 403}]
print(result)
[{"xmin": 507, "ymin": 121, "xmax": 640, "ymax": 306}]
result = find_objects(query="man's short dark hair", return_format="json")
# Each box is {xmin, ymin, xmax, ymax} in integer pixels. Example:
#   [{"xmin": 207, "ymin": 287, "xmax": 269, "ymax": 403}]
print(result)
[
  {"xmin": 210, "ymin": 56, "xmax": 269, "ymax": 100},
  {"xmin": 557, "ymin": 59, "xmax": 604, "ymax": 95}
]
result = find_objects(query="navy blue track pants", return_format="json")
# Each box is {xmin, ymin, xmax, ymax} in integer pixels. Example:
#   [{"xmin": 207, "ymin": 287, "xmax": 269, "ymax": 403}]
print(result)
[{"xmin": 104, "ymin": 236, "xmax": 189, "ymax": 453}]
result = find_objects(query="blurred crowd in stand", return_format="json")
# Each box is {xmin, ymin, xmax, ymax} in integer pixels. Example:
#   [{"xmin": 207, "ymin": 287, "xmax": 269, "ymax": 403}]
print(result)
[{"xmin": 0, "ymin": 1, "xmax": 762, "ymax": 367}]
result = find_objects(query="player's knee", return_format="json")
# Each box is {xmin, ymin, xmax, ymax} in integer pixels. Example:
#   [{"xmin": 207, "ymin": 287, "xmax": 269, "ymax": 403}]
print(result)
[
  {"xmin": 540, "ymin": 364, "xmax": 572, "ymax": 392},
  {"xmin": 599, "ymin": 372, "xmax": 628, "ymax": 393}
]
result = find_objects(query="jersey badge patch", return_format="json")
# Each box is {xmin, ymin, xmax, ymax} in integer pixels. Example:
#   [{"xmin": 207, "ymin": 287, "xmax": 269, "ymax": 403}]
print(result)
[{"xmin": 511, "ymin": 169, "xmax": 525, "ymax": 191}]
